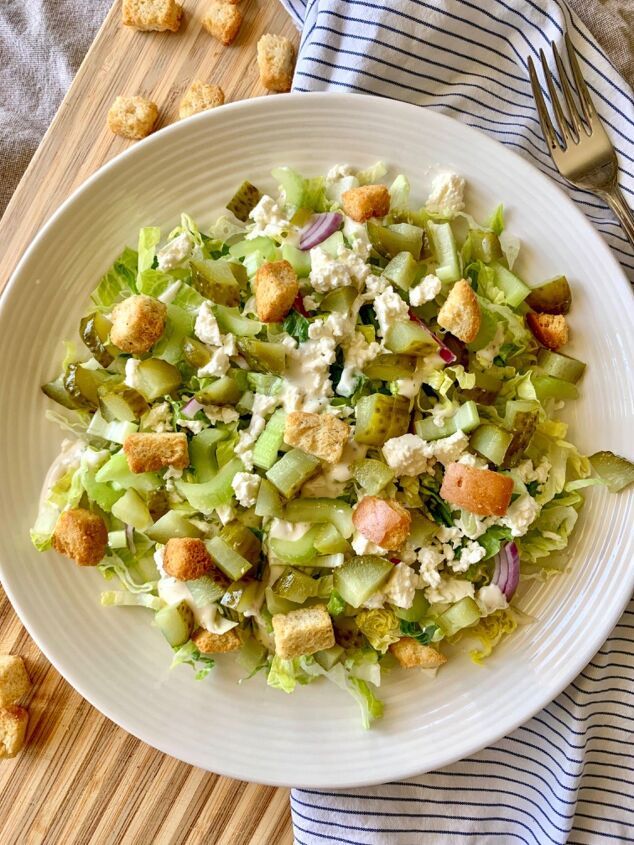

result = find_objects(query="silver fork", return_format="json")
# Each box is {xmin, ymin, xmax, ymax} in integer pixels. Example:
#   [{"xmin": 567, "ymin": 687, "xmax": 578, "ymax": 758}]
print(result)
[{"xmin": 528, "ymin": 33, "xmax": 634, "ymax": 247}]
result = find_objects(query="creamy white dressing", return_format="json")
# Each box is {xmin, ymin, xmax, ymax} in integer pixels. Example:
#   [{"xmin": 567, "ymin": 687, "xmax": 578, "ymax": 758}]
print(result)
[{"xmin": 157, "ymin": 577, "xmax": 237, "ymax": 634}]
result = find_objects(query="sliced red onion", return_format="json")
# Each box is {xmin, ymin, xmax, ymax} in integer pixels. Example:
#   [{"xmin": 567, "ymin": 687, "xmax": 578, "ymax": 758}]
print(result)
[
  {"xmin": 492, "ymin": 541, "xmax": 520, "ymax": 601},
  {"xmin": 182, "ymin": 397, "xmax": 204, "ymax": 419},
  {"xmin": 409, "ymin": 309, "xmax": 457, "ymax": 364},
  {"xmin": 293, "ymin": 294, "xmax": 308, "ymax": 317},
  {"xmin": 299, "ymin": 212, "xmax": 343, "ymax": 251},
  {"xmin": 125, "ymin": 524, "xmax": 136, "ymax": 555}
]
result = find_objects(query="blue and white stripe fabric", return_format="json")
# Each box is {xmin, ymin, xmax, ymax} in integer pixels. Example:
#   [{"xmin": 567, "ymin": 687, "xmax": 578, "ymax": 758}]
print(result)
[{"xmin": 277, "ymin": 2, "xmax": 634, "ymax": 842}]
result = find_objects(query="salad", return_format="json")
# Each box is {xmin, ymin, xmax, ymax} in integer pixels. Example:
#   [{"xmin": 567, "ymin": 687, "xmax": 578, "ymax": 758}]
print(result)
[{"xmin": 31, "ymin": 162, "xmax": 634, "ymax": 728}]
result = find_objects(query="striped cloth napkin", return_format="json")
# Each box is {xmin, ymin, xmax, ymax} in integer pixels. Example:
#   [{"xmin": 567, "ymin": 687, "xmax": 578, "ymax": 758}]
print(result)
[{"xmin": 277, "ymin": 2, "xmax": 634, "ymax": 843}]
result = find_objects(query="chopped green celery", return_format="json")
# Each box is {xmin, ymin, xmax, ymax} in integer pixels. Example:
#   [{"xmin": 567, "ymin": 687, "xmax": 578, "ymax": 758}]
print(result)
[
  {"xmin": 358, "ymin": 324, "xmax": 376, "ymax": 344},
  {"xmin": 364, "ymin": 353, "xmax": 417, "ymax": 380},
  {"xmin": 79, "ymin": 311, "xmax": 116, "ymax": 367},
  {"xmin": 351, "ymin": 459, "xmax": 394, "ymax": 495},
  {"xmin": 87, "ymin": 411, "xmax": 138, "ymax": 444},
  {"xmin": 531, "ymin": 373, "xmax": 579, "ymax": 402},
  {"xmin": 271, "ymin": 166, "xmax": 304, "ymax": 207},
  {"xmin": 146, "ymin": 510, "xmax": 203, "ymax": 543},
  {"xmin": 392, "ymin": 591, "xmax": 430, "ymax": 622},
  {"xmin": 438, "ymin": 596, "xmax": 481, "ymax": 637},
  {"xmin": 214, "ymin": 304, "xmax": 262, "ymax": 337},
  {"xmin": 252, "ymin": 409, "xmax": 287, "ymax": 470},
  {"xmin": 315, "ymin": 644, "xmax": 345, "ymax": 671},
  {"xmin": 134, "ymin": 359, "xmax": 181, "ymax": 401},
  {"xmin": 284, "ymin": 498, "xmax": 354, "ymax": 539},
  {"xmin": 334, "ymin": 556, "xmax": 393, "ymax": 608},
  {"xmin": 470, "ymin": 424, "xmax": 512, "ymax": 466},
  {"xmin": 269, "ymin": 526, "xmax": 320, "ymax": 564},
  {"xmin": 216, "ymin": 436, "xmax": 238, "ymax": 468},
  {"xmin": 368, "ymin": 219, "xmax": 423, "ymax": 259},
  {"xmin": 320, "ymin": 231, "xmax": 345, "ymax": 258},
  {"xmin": 221, "ymin": 579, "xmax": 263, "ymax": 613},
  {"xmin": 255, "ymin": 478, "xmax": 284, "ymax": 518},
  {"xmin": 265, "ymin": 586, "xmax": 299, "ymax": 615},
  {"xmin": 190, "ymin": 259, "xmax": 240, "ymax": 306},
  {"xmin": 183, "ymin": 337, "xmax": 211, "ymax": 369},
  {"xmin": 63, "ymin": 363, "xmax": 119, "ymax": 408},
  {"xmin": 266, "ymin": 449, "xmax": 320, "ymax": 498},
  {"xmin": 313, "ymin": 553, "xmax": 345, "ymax": 568},
  {"xmin": 176, "ymin": 457, "xmax": 244, "ymax": 512},
  {"xmin": 314, "ymin": 523, "xmax": 350, "ymax": 554},
  {"xmin": 282, "ymin": 243, "xmax": 311, "ymax": 277},
  {"xmin": 206, "ymin": 536, "xmax": 252, "ymax": 580},
  {"xmin": 187, "ymin": 572, "xmax": 227, "ymax": 606},
  {"xmin": 491, "ymin": 263, "xmax": 530, "ymax": 307},
  {"xmin": 427, "ymin": 221, "xmax": 460, "ymax": 282},
  {"xmin": 82, "ymin": 467, "xmax": 124, "ymax": 511},
  {"xmin": 107, "ymin": 529, "xmax": 127, "ymax": 549},
  {"xmin": 409, "ymin": 512, "xmax": 437, "ymax": 547},
  {"xmin": 383, "ymin": 252, "xmax": 419, "ymax": 290},
  {"xmin": 466, "ymin": 307, "xmax": 498, "ymax": 351},
  {"xmin": 226, "ymin": 180, "xmax": 262, "ymax": 222},
  {"xmin": 228, "ymin": 237, "xmax": 278, "ymax": 274},
  {"xmin": 195, "ymin": 375, "xmax": 243, "ymax": 405},
  {"xmin": 246, "ymin": 373, "xmax": 283, "ymax": 394},
  {"xmin": 536, "ymin": 348, "xmax": 586, "ymax": 384},
  {"xmin": 189, "ymin": 428, "xmax": 225, "ymax": 482},
  {"xmin": 220, "ymin": 521, "xmax": 261, "ymax": 563},
  {"xmin": 355, "ymin": 394, "xmax": 410, "ymax": 446},
  {"xmin": 503, "ymin": 399, "xmax": 540, "ymax": 468},
  {"xmin": 95, "ymin": 451, "xmax": 161, "ymax": 493},
  {"xmin": 111, "ymin": 488, "xmax": 153, "ymax": 531},
  {"xmin": 525, "ymin": 275, "xmax": 571, "ymax": 315},
  {"xmin": 468, "ymin": 230, "xmax": 503, "ymax": 264},
  {"xmin": 383, "ymin": 321, "xmax": 438, "ymax": 356},
  {"xmin": 414, "ymin": 401, "xmax": 480, "ymax": 441},
  {"xmin": 589, "ymin": 451, "xmax": 634, "ymax": 493},
  {"xmin": 273, "ymin": 567, "xmax": 322, "ymax": 603},
  {"xmin": 41, "ymin": 374, "xmax": 85, "ymax": 410},
  {"xmin": 98, "ymin": 385, "xmax": 149, "ymax": 423},
  {"xmin": 238, "ymin": 339, "xmax": 287, "ymax": 375},
  {"xmin": 154, "ymin": 601, "xmax": 194, "ymax": 647},
  {"xmin": 321, "ymin": 286, "xmax": 357, "ymax": 313}
]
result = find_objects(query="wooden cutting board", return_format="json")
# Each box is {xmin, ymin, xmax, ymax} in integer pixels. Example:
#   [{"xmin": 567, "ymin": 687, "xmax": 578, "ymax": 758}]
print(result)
[{"xmin": 0, "ymin": 2, "xmax": 298, "ymax": 842}]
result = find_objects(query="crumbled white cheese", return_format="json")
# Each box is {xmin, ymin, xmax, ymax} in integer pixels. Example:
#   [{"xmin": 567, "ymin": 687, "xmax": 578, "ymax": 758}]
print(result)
[
  {"xmin": 235, "ymin": 394, "xmax": 279, "ymax": 470},
  {"xmin": 197, "ymin": 346, "xmax": 230, "ymax": 378},
  {"xmin": 383, "ymin": 562, "xmax": 418, "ymax": 608},
  {"xmin": 351, "ymin": 531, "xmax": 387, "ymax": 556},
  {"xmin": 337, "ymin": 332, "xmax": 381, "ymax": 397},
  {"xmin": 303, "ymin": 294, "xmax": 320, "ymax": 312},
  {"xmin": 409, "ymin": 274, "xmax": 442, "ymax": 306},
  {"xmin": 451, "ymin": 540, "xmax": 486, "ymax": 573},
  {"xmin": 203, "ymin": 405, "xmax": 240, "ymax": 424},
  {"xmin": 417, "ymin": 546, "xmax": 443, "ymax": 588},
  {"xmin": 215, "ymin": 504, "xmax": 235, "ymax": 525},
  {"xmin": 232, "ymin": 472, "xmax": 261, "ymax": 508},
  {"xmin": 142, "ymin": 402, "xmax": 173, "ymax": 433},
  {"xmin": 382, "ymin": 431, "xmax": 467, "ymax": 477},
  {"xmin": 194, "ymin": 301, "xmax": 222, "ymax": 346},
  {"xmin": 164, "ymin": 465, "xmax": 183, "ymax": 481},
  {"xmin": 309, "ymin": 246, "xmax": 370, "ymax": 293},
  {"xmin": 268, "ymin": 519, "xmax": 311, "ymax": 541},
  {"xmin": 327, "ymin": 163, "xmax": 356, "ymax": 181},
  {"xmin": 457, "ymin": 452, "xmax": 490, "ymax": 469},
  {"xmin": 343, "ymin": 218, "xmax": 371, "ymax": 259},
  {"xmin": 246, "ymin": 195, "xmax": 290, "ymax": 240},
  {"xmin": 178, "ymin": 418, "xmax": 206, "ymax": 434},
  {"xmin": 281, "ymin": 336, "xmax": 336, "ymax": 413},
  {"xmin": 426, "ymin": 577, "xmax": 475, "ymax": 605},
  {"xmin": 516, "ymin": 458, "xmax": 551, "ymax": 486},
  {"xmin": 124, "ymin": 358, "xmax": 143, "ymax": 391},
  {"xmin": 157, "ymin": 232, "xmax": 192, "ymax": 271},
  {"xmin": 364, "ymin": 272, "xmax": 390, "ymax": 298},
  {"xmin": 425, "ymin": 172, "xmax": 466, "ymax": 214},
  {"xmin": 430, "ymin": 431, "xmax": 469, "ymax": 466},
  {"xmin": 308, "ymin": 310, "xmax": 357, "ymax": 342},
  {"xmin": 372, "ymin": 285, "xmax": 410, "ymax": 337},
  {"xmin": 158, "ymin": 280, "xmax": 182, "ymax": 304},
  {"xmin": 476, "ymin": 583, "xmax": 509, "ymax": 616},
  {"xmin": 500, "ymin": 493, "xmax": 540, "ymax": 538},
  {"xmin": 476, "ymin": 323, "xmax": 505, "ymax": 369}
]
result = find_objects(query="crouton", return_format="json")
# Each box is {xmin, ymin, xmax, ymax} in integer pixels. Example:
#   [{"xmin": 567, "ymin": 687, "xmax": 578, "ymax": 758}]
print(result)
[
  {"xmin": 254, "ymin": 260, "xmax": 298, "ymax": 323},
  {"xmin": 0, "ymin": 705, "xmax": 29, "ymax": 759},
  {"xmin": 437, "ymin": 278, "xmax": 481, "ymax": 343},
  {"xmin": 352, "ymin": 496, "xmax": 411, "ymax": 550},
  {"xmin": 122, "ymin": 0, "xmax": 182, "ymax": 31},
  {"xmin": 440, "ymin": 462, "xmax": 513, "ymax": 517},
  {"xmin": 123, "ymin": 432, "xmax": 189, "ymax": 473},
  {"xmin": 272, "ymin": 604, "xmax": 335, "ymax": 659},
  {"xmin": 107, "ymin": 96, "xmax": 159, "ymax": 140},
  {"xmin": 526, "ymin": 312, "xmax": 568, "ymax": 350},
  {"xmin": 257, "ymin": 34, "xmax": 296, "ymax": 93},
  {"xmin": 179, "ymin": 80, "xmax": 225, "ymax": 120},
  {"xmin": 110, "ymin": 294, "xmax": 166, "ymax": 354},
  {"xmin": 390, "ymin": 638, "xmax": 447, "ymax": 669},
  {"xmin": 284, "ymin": 412, "xmax": 350, "ymax": 464},
  {"xmin": 341, "ymin": 185, "xmax": 390, "ymax": 223},
  {"xmin": 0, "ymin": 656, "xmax": 31, "ymax": 708},
  {"xmin": 52, "ymin": 508, "xmax": 108, "ymax": 566},
  {"xmin": 202, "ymin": 0, "xmax": 242, "ymax": 45},
  {"xmin": 164, "ymin": 538, "xmax": 213, "ymax": 580},
  {"xmin": 192, "ymin": 627, "xmax": 241, "ymax": 653}
]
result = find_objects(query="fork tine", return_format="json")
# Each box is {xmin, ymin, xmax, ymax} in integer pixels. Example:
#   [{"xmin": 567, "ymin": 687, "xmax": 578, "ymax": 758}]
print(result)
[
  {"xmin": 552, "ymin": 41, "xmax": 583, "ymax": 137},
  {"xmin": 528, "ymin": 56, "xmax": 558, "ymax": 151},
  {"xmin": 565, "ymin": 32, "xmax": 596, "ymax": 124},
  {"xmin": 539, "ymin": 48, "xmax": 571, "ymax": 148}
]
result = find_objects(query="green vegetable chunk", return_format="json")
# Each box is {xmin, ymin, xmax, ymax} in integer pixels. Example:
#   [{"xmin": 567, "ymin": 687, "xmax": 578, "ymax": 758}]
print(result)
[
  {"xmin": 155, "ymin": 601, "xmax": 194, "ymax": 648},
  {"xmin": 414, "ymin": 401, "xmax": 480, "ymax": 441},
  {"xmin": 589, "ymin": 451, "xmax": 634, "ymax": 493},
  {"xmin": 351, "ymin": 459, "xmax": 394, "ymax": 495},
  {"xmin": 238, "ymin": 339, "xmax": 287, "ymax": 374},
  {"xmin": 384, "ymin": 321, "xmax": 437, "ymax": 356},
  {"xmin": 252, "ymin": 409, "xmax": 287, "ymax": 470},
  {"xmin": 364, "ymin": 353, "xmax": 417, "ymax": 380},
  {"xmin": 190, "ymin": 260, "xmax": 241, "ymax": 306},
  {"xmin": 536, "ymin": 348, "xmax": 586, "ymax": 384},
  {"xmin": 334, "ymin": 556, "xmax": 393, "ymax": 608},
  {"xmin": 355, "ymin": 394, "xmax": 410, "ymax": 446},
  {"xmin": 427, "ymin": 221, "xmax": 460, "ymax": 282},
  {"xmin": 525, "ymin": 275, "xmax": 572, "ymax": 315},
  {"xmin": 470, "ymin": 424, "xmax": 512, "ymax": 467},
  {"xmin": 226, "ymin": 180, "xmax": 262, "ymax": 222},
  {"xmin": 503, "ymin": 399, "xmax": 540, "ymax": 468},
  {"xmin": 437, "ymin": 596, "xmax": 481, "ymax": 637},
  {"xmin": 146, "ymin": 511, "xmax": 203, "ymax": 544},
  {"xmin": 266, "ymin": 449, "xmax": 320, "ymax": 498}
]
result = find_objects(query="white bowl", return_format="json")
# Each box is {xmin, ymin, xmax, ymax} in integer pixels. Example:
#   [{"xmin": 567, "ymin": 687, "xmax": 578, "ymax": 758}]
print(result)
[{"xmin": 0, "ymin": 93, "xmax": 632, "ymax": 788}]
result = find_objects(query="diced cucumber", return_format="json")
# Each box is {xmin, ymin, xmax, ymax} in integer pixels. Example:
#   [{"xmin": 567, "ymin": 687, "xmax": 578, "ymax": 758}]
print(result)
[
  {"xmin": 314, "ymin": 644, "xmax": 345, "ymax": 671},
  {"xmin": 107, "ymin": 530, "xmax": 127, "ymax": 549},
  {"xmin": 314, "ymin": 523, "xmax": 350, "ymax": 554},
  {"xmin": 145, "ymin": 510, "xmax": 203, "ymax": 544},
  {"xmin": 354, "ymin": 394, "xmax": 411, "ymax": 446},
  {"xmin": 269, "ymin": 526, "xmax": 319, "ymax": 564},
  {"xmin": 214, "ymin": 304, "xmax": 263, "ymax": 337},
  {"xmin": 383, "ymin": 321, "xmax": 438, "ymax": 356},
  {"xmin": 229, "ymin": 236, "xmax": 278, "ymax": 264},
  {"xmin": 536, "ymin": 348, "xmax": 586, "ymax": 384},
  {"xmin": 427, "ymin": 221, "xmax": 460, "ymax": 282},
  {"xmin": 82, "ymin": 467, "xmax": 124, "ymax": 511},
  {"xmin": 321, "ymin": 286, "xmax": 357, "ymax": 314},
  {"xmin": 176, "ymin": 457, "xmax": 244, "ymax": 512},
  {"xmin": 266, "ymin": 449, "xmax": 320, "ymax": 498},
  {"xmin": 190, "ymin": 259, "xmax": 241, "ymax": 306},
  {"xmin": 153, "ymin": 305, "xmax": 194, "ymax": 365},
  {"xmin": 383, "ymin": 251, "xmax": 420, "ymax": 290},
  {"xmin": 95, "ymin": 451, "xmax": 161, "ymax": 493},
  {"xmin": 470, "ymin": 424, "xmax": 512, "ymax": 466},
  {"xmin": 351, "ymin": 459, "xmax": 394, "ymax": 495},
  {"xmin": 252, "ymin": 409, "xmax": 287, "ymax": 470},
  {"xmin": 135, "ymin": 359, "xmax": 181, "ymax": 401},
  {"xmin": 392, "ymin": 590, "xmax": 430, "ymax": 622},
  {"xmin": 272, "ymin": 166, "xmax": 305, "ymax": 207},
  {"xmin": 87, "ymin": 411, "xmax": 138, "ymax": 445},
  {"xmin": 312, "ymin": 553, "xmax": 345, "ymax": 568},
  {"xmin": 206, "ymin": 536, "xmax": 253, "ymax": 581},
  {"xmin": 187, "ymin": 573, "xmax": 227, "ymax": 606},
  {"xmin": 437, "ymin": 596, "xmax": 481, "ymax": 637},
  {"xmin": 364, "ymin": 353, "xmax": 417, "ymax": 381},
  {"xmin": 155, "ymin": 600, "xmax": 194, "ymax": 648},
  {"xmin": 320, "ymin": 231, "xmax": 345, "ymax": 257},
  {"xmin": 414, "ymin": 401, "xmax": 480, "ymax": 441},
  {"xmin": 531, "ymin": 374, "xmax": 579, "ymax": 402},
  {"xmin": 492, "ymin": 263, "xmax": 530, "ymax": 307},
  {"xmin": 255, "ymin": 478, "xmax": 284, "ymax": 518},
  {"xmin": 333, "ymin": 555, "xmax": 393, "ymax": 608},
  {"xmin": 111, "ymin": 488, "xmax": 153, "ymax": 531},
  {"xmin": 284, "ymin": 498, "xmax": 354, "ymax": 539},
  {"xmin": 282, "ymin": 243, "xmax": 312, "ymax": 278},
  {"xmin": 238, "ymin": 339, "xmax": 287, "ymax": 375}
]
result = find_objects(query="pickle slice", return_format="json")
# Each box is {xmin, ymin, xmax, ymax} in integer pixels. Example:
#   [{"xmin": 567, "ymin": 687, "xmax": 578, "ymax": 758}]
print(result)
[
  {"xmin": 354, "ymin": 394, "xmax": 410, "ymax": 446},
  {"xmin": 226, "ymin": 180, "xmax": 262, "ymax": 222},
  {"xmin": 525, "ymin": 275, "xmax": 572, "ymax": 315}
]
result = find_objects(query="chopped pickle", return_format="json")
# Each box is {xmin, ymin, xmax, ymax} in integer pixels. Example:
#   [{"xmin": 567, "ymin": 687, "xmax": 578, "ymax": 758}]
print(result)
[
  {"xmin": 226, "ymin": 180, "xmax": 262, "ymax": 222},
  {"xmin": 135, "ymin": 359, "xmax": 181, "ymax": 401},
  {"xmin": 383, "ymin": 251, "xmax": 420, "ymax": 290},
  {"xmin": 333, "ymin": 556, "xmax": 393, "ymax": 608},
  {"xmin": 589, "ymin": 451, "xmax": 634, "ymax": 493},
  {"xmin": 470, "ymin": 423, "xmax": 512, "ymax": 466},
  {"xmin": 195, "ymin": 375, "xmax": 243, "ymax": 405},
  {"xmin": 266, "ymin": 449, "xmax": 320, "ymax": 498},
  {"xmin": 183, "ymin": 337, "xmax": 211, "ymax": 369},
  {"xmin": 415, "ymin": 401, "xmax": 480, "ymax": 441},
  {"xmin": 63, "ymin": 363, "xmax": 118, "ymax": 409},
  {"xmin": 351, "ymin": 459, "xmax": 394, "ymax": 495},
  {"xmin": 98, "ymin": 384, "xmax": 149, "ymax": 422},
  {"xmin": 536, "ymin": 348, "xmax": 586, "ymax": 384},
  {"xmin": 155, "ymin": 601, "xmax": 194, "ymax": 647},
  {"xmin": 437, "ymin": 596, "xmax": 480, "ymax": 637},
  {"xmin": 364, "ymin": 353, "xmax": 417, "ymax": 380},
  {"xmin": 237, "ymin": 339, "xmax": 287, "ymax": 374},
  {"xmin": 525, "ymin": 275, "xmax": 572, "ymax": 315},
  {"xmin": 503, "ymin": 399, "xmax": 540, "ymax": 468},
  {"xmin": 190, "ymin": 259, "xmax": 241, "ymax": 306},
  {"xmin": 354, "ymin": 394, "xmax": 410, "ymax": 446},
  {"xmin": 321, "ymin": 286, "xmax": 357, "ymax": 313},
  {"xmin": 368, "ymin": 219, "xmax": 423, "ymax": 259},
  {"xmin": 79, "ymin": 311, "xmax": 116, "ymax": 367},
  {"xmin": 384, "ymin": 321, "xmax": 437, "ymax": 356},
  {"xmin": 220, "ymin": 521, "xmax": 261, "ymax": 564}
]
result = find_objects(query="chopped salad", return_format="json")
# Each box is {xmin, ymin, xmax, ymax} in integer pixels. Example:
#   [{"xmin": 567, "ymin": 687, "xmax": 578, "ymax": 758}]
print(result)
[{"xmin": 32, "ymin": 162, "xmax": 634, "ymax": 727}]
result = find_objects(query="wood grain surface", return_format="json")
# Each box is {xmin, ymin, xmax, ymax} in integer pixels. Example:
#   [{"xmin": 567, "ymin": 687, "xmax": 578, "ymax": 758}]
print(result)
[{"xmin": 0, "ymin": 2, "xmax": 297, "ymax": 842}]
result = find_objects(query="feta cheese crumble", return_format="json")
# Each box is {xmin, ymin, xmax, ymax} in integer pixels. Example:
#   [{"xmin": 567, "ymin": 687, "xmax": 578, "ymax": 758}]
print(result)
[
  {"xmin": 426, "ymin": 577, "xmax": 475, "ymax": 606},
  {"xmin": 157, "ymin": 231, "xmax": 192, "ymax": 271},
  {"xmin": 309, "ymin": 246, "xmax": 370, "ymax": 293},
  {"xmin": 194, "ymin": 302, "xmax": 223, "ymax": 346},
  {"xmin": 382, "ymin": 431, "xmax": 468, "ymax": 476},
  {"xmin": 425, "ymin": 172, "xmax": 466, "ymax": 214},
  {"xmin": 500, "ymin": 493, "xmax": 540, "ymax": 538},
  {"xmin": 476, "ymin": 583, "xmax": 509, "ymax": 616},
  {"xmin": 246, "ymin": 195, "xmax": 290, "ymax": 240},
  {"xmin": 337, "ymin": 332, "xmax": 381, "ymax": 397},
  {"xmin": 373, "ymin": 285, "xmax": 410, "ymax": 337},
  {"xmin": 409, "ymin": 274, "xmax": 442, "ymax": 306},
  {"xmin": 232, "ymin": 472, "xmax": 262, "ymax": 508}
]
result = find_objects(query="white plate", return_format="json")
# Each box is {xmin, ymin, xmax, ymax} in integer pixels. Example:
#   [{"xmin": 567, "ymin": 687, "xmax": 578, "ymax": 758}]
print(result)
[{"xmin": 0, "ymin": 94, "xmax": 632, "ymax": 788}]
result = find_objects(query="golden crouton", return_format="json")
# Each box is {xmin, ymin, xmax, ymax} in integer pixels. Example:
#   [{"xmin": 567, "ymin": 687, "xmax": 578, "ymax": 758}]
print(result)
[
  {"xmin": 440, "ymin": 462, "xmax": 513, "ymax": 517},
  {"xmin": 0, "ymin": 656, "xmax": 31, "ymax": 708},
  {"xmin": 437, "ymin": 278, "xmax": 481, "ymax": 343},
  {"xmin": 164, "ymin": 538, "xmax": 214, "ymax": 580},
  {"xmin": 284, "ymin": 412, "xmax": 350, "ymax": 464},
  {"xmin": 341, "ymin": 185, "xmax": 390, "ymax": 223},
  {"xmin": 179, "ymin": 80, "xmax": 225, "ymax": 120},
  {"xmin": 52, "ymin": 508, "xmax": 108, "ymax": 566},
  {"xmin": 192, "ymin": 627, "xmax": 241, "ymax": 653},
  {"xmin": 390, "ymin": 638, "xmax": 447, "ymax": 669},
  {"xmin": 526, "ymin": 312, "xmax": 568, "ymax": 350},
  {"xmin": 254, "ymin": 260, "xmax": 298, "ymax": 323},
  {"xmin": 352, "ymin": 496, "xmax": 411, "ymax": 550},
  {"xmin": 123, "ymin": 432, "xmax": 189, "ymax": 473},
  {"xmin": 122, "ymin": 0, "xmax": 182, "ymax": 31},
  {"xmin": 257, "ymin": 34, "xmax": 296, "ymax": 93},
  {"xmin": 0, "ymin": 705, "xmax": 29, "ymax": 759},
  {"xmin": 272, "ymin": 604, "xmax": 335, "ymax": 659},
  {"xmin": 202, "ymin": 0, "xmax": 242, "ymax": 45},
  {"xmin": 110, "ymin": 294, "xmax": 167, "ymax": 354},
  {"xmin": 107, "ymin": 96, "xmax": 159, "ymax": 140}
]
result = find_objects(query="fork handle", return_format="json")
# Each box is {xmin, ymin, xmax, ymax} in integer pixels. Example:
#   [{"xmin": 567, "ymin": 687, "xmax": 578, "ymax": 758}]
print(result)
[{"xmin": 603, "ymin": 186, "xmax": 634, "ymax": 248}]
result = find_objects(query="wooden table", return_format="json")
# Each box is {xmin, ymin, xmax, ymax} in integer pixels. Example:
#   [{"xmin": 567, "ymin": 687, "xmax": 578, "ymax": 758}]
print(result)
[{"xmin": 0, "ymin": 2, "xmax": 297, "ymax": 841}]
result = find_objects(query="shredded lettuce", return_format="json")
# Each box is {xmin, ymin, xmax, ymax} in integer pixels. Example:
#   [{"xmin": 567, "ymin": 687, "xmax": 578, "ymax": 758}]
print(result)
[
  {"xmin": 356, "ymin": 161, "xmax": 388, "ymax": 185},
  {"xmin": 30, "ymin": 466, "xmax": 84, "ymax": 551},
  {"xmin": 101, "ymin": 590, "xmax": 163, "ymax": 611},
  {"xmin": 171, "ymin": 640, "xmax": 216, "ymax": 680},
  {"xmin": 97, "ymin": 554, "xmax": 157, "ymax": 594},
  {"xmin": 488, "ymin": 204, "xmax": 505, "ymax": 235},
  {"xmin": 137, "ymin": 268, "xmax": 204, "ymax": 312},
  {"xmin": 389, "ymin": 174, "xmax": 410, "ymax": 208},
  {"xmin": 137, "ymin": 226, "xmax": 161, "ymax": 281},
  {"xmin": 92, "ymin": 247, "xmax": 138, "ymax": 308},
  {"xmin": 355, "ymin": 609, "xmax": 400, "ymax": 652}
]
